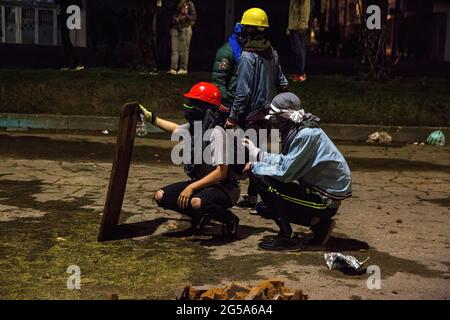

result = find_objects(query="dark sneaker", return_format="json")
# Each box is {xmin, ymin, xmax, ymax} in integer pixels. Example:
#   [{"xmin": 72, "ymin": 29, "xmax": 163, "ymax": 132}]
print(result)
[
  {"xmin": 222, "ymin": 215, "xmax": 239, "ymax": 237},
  {"xmin": 310, "ymin": 219, "xmax": 336, "ymax": 246},
  {"xmin": 254, "ymin": 202, "xmax": 272, "ymax": 218},
  {"xmin": 237, "ymin": 195, "xmax": 257, "ymax": 208},
  {"xmin": 258, "ymin": 235, "xmax": 303, "ymax": 252}
]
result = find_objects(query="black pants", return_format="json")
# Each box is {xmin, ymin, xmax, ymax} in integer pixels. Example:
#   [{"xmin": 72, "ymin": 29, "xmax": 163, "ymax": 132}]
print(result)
[
  {"xmin": 156, "ymin": 181, "xmax": 236, "ymax": 225},
  {"xmin": 290, "ymin": 30, "xmax": 307, "ymax": 75},
  {"xmin": 59, "ymin": 15, "xmax": 80, "ymax": 68},
  {"xmin": 254, "ymin": 175, "xmax": 339, "ymax": 237}
]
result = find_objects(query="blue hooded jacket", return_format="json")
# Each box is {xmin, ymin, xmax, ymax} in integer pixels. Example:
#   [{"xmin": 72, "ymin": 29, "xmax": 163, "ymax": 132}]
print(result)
[
  {"xmin": 229, "ymin": 49, "xmax": 288, "ymax": 122},
  {"xmin": 252, "ymin": 127, "xmax": 352, "ymax": 199}
]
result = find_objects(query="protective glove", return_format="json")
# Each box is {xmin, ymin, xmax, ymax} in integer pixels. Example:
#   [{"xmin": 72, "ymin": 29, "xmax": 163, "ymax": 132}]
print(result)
[
  {"xmin": 139, "ymin": 104, "xmax": 158, "ymax": 124},
  {"xmin": 242, "ymin": 138, "xmax": 260, "ymax": 162}
]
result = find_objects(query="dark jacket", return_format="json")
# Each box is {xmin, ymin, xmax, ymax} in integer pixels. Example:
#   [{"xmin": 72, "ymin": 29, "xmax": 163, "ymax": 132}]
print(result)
[
  {"xmin": 211, "ymin": 42, "xmax": 239, "ymax": 108},
  {"xmin": 229, "ymin": 49, "xmax": 288, "ymax": 122}
]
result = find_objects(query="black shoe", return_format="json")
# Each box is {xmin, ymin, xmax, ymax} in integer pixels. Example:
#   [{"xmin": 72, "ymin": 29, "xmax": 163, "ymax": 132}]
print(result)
[
  {"xmin": 258, "ymin": 235, "xmax": 303, "ymax": 252},
  {"xmin": 197, "ymin": 214, "xmax": 212, "ymax": 231},
  {"xmin": 237, "ymin": 195, "xmax": 257, "ymax": 208},
  {"xmin": 222, "ymin": 215, "xmax": 239, "ymax": 237},
  {"xmin": 310, "ymin": 219, "xmax": 336, "ymax": 246}
]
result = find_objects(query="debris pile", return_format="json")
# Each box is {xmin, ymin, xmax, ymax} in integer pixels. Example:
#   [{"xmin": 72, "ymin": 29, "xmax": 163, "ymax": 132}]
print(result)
[
  {"xmin": 177, "ymin": 279, "xmax": 308, "ymax": 300},
  {"xmin": 366, "ymin": 131, "xmax": 392, "ymax": 144}
]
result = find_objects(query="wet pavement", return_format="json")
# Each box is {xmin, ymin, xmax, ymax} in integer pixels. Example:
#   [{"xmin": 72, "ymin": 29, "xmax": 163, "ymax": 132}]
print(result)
[{"xmin": 0, "ymin": 131, "xmax": 449, "ymax": 299}]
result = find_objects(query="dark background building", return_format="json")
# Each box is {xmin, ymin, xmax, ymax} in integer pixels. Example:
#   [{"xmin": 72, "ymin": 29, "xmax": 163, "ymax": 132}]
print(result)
[{"xmin": 1, "ymin": 0, "xmax": 449, "ymax": 75}]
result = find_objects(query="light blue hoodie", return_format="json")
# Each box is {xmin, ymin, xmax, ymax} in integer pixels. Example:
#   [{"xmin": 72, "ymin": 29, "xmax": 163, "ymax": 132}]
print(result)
[{"xmin": 252, "ymin": 127, "xmax": 352, "ymax": 199}]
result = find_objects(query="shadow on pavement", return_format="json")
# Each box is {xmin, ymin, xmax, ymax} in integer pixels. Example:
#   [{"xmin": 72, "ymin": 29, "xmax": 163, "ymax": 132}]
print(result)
[{"xmin": 108, "ymin": 217, "xmax": 169, "ymax": 241}]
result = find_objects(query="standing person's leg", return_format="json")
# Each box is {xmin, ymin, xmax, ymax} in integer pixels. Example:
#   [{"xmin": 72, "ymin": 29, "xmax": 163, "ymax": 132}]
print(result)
[
  {"xmin": 169, "ymin": 28, "xmax": 179, "ymax": 73},
  {"xmin": 290, "ymin": 30, "xmax": 302, "ymax": 76},
  {"xmin": 178, "ymin": 26, "xmax": 192, "ymax": 73},
  {"xmin": 298, "ymin": 31, "xmax": 307, "ymax": 76},
  {"xmin": 59, "ymin": 14, "xmax": 71, "ymax": 69},
  {"xmin": 239, "ymin": 120, "xmax": 266, "ymax": 208},
  {"xmin": 300, "ymin": 31, "xmax": 308, "ymax": 75},
  {"xmin": 290, "ymin": 30, "xmax": 306, "ymax": 79},
  {"xmin": 59, "ymin": 14, "xmax": 81, "ymax": 70}
]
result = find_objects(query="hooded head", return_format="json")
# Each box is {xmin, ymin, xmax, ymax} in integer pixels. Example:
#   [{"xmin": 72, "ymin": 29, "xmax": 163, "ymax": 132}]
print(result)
[
  {"xmin": 229, "ymin": 23, "xmax": 244, "ymax": 63},
  {"xmin": 266, "ymin": 93, "xmax": 304, "ymax": 130},
  {"xmin": 266, "ymin": 93, "xmax": 320, "ymax": 152}
]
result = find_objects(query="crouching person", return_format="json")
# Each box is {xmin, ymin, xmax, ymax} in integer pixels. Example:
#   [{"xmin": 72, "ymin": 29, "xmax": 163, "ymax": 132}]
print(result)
[
  {"xmin": 139, "ymin": 82, "xmax": 240, "ymax": 237},
  {"xmin": 243, "ymin": 92, "xmax": 352, "ymax": 251}
]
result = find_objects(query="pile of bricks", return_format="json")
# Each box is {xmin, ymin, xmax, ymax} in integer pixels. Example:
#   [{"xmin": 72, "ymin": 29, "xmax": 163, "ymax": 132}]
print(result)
[{"xmin": 177, "ymin": 279, "xmax": 308, "ymax": 300}]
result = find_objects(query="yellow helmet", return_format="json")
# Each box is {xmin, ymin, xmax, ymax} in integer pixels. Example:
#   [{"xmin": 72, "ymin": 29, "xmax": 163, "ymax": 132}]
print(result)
[{"xmin": 240, "ymin": 8, "xmax": 269, "ymax": 28}]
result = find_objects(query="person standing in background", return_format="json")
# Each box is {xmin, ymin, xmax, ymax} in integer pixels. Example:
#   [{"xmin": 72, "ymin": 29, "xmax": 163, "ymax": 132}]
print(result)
[
  {"xmin": 168, "ymin": 0, "xmax": 197, "ymax": 75},
  {"xmin": 135, "ymin": 0, "xmax": 158, "ymax": 74},
  {"xmin": 224, "ymin": 8, "xmax": 289, "ymax": 209},
  {"xmin": 288, "ymin": 0, "xmax": 311, "ymax": 82},
  {"xmin": 211, "ymin": 23, "xmax": 244, "ymax": 111},
  {"xmin": 55, "ymin": 0, "xmax": 84, "ymax": 71}
]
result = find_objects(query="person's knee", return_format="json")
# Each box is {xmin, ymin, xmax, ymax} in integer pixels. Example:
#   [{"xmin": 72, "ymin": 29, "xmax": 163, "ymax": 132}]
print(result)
[
  {"xmin": 190, "ymin": 197, "xmax": 202, "ymax": 210},
  {"xmin": 154, "ymin": 190, "xmax": 164, "ymax": 205}
]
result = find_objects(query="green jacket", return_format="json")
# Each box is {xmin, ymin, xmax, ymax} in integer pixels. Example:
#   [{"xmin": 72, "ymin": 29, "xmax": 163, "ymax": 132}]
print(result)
[
  {"xmin": 288, "ymin": 0, "xmax": 311, "ymax": 31},
  {"xmin": 211, "ymin": 42, "xmax": 238, "ymax": 108}
]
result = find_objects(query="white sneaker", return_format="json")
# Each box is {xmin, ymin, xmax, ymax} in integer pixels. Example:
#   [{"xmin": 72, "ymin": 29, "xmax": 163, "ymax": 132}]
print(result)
[
  {"xmin": 167, "ymin": 69, "xmax": 177, "ymax": 75},
  {"xmin": 71, "ymin": 65, "xmax": 85, "ymax": 71},
  {"xmin": 177, "ymin": 69, "xmax": 188, "ymax": 75}
]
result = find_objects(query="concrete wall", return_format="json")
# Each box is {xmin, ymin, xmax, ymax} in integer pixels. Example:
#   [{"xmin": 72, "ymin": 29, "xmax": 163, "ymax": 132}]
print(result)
[{"xmin": 1, "ymin": 113, "xmax": 448, "ymax": 143}]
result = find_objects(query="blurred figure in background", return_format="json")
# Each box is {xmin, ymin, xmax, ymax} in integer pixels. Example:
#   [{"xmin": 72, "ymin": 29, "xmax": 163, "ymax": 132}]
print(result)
[
  {"xmin": 154, "ymin": 0, "xmax": 173, "ymax": 70},
  {"xmin": 168, "ymin": 0, "xmax": 197, "ymax": 75},
  {"xmin": 288, "ymin": 0, "xmax": 311, "ymax": 82},
  {"xmin": 55, "ymin": 0, "xmax": 84, "ymax": 71},
  {"xmin": 135, "ymin": 0, "xmax": 158, "ymax": 74}
]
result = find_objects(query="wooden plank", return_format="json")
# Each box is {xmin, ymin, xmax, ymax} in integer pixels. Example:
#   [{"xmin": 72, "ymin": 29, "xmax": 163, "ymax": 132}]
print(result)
[{"xmin": 98, "ymin": 102, "xmax": 139, "ymax": 242}]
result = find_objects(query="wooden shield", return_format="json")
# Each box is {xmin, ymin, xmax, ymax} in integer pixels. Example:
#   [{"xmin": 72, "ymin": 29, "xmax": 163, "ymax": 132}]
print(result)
[{"xmin": 98, "ymin": 103, "xmax": 139, "ymax": 242}]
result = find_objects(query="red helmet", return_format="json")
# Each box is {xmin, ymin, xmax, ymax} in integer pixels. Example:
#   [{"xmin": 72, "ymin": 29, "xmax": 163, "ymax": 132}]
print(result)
[{"xmin": 184, "ymin": 82, "xmax": 221, "ymax": 106}]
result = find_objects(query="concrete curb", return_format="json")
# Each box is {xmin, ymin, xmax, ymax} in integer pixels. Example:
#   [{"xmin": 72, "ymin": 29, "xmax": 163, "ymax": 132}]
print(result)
[{"xmin": 0, "ymin": 113, "xmax": 448, "ymax": 143}]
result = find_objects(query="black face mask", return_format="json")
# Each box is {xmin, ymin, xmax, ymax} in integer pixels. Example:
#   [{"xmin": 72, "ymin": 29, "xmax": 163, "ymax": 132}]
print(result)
[
  {"xmin": 184, "ymin": 107, "xmax": 204, "ymax": 125},
  {"xmin": 269, "ymin": 115, "xmax": 292, "ymax": 135}
]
